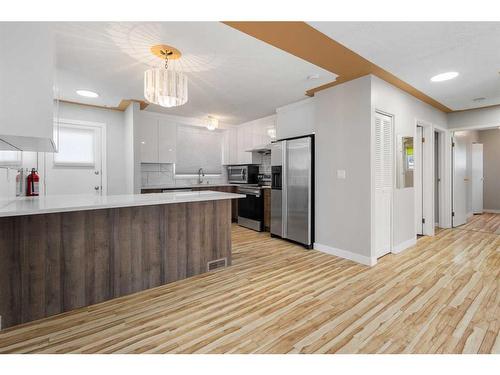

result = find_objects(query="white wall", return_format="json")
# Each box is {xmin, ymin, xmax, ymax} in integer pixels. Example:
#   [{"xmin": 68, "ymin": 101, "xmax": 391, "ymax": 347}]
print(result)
[
  {"xmin": 59, "ymin": 101, "xmax": 130, "ymax": 195},
  {"xmin": 276, "ymin": 98, "xmax": 315, "ymax": 139},
  {"xmin": 448, "ymin": 106, "xmax": 500, "ymax": 130},
  {"xmin": 314, "ymin": 76, "xmax": 374, "ymax": 265},
  {"xmin": 370, "ymin": 75, "xmax": 448, "ymax": 249}
]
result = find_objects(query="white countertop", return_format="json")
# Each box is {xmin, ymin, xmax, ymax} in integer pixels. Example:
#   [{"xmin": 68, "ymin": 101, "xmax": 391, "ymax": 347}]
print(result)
[{"xmin": 0, "ymin": 191, "xmax": 245, "ymax": 218}]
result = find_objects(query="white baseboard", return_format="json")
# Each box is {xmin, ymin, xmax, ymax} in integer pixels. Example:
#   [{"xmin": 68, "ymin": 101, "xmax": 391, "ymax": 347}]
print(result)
[
  {"xmin": 314, "ymin": 243, "xmax": 377, "ymax": 267},
  {"xmin": 392, "ymin": 237, "xmax": 417, "ymax": 255},
  {"xmin": 484, "ymin": 209, "xmax": 500, "ymax": 214}
]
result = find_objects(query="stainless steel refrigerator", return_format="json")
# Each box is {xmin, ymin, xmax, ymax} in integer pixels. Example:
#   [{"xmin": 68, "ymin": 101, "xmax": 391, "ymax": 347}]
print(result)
[{"xmin": 270, "ymin": 135, "xmax": 314, "ymax": 248}]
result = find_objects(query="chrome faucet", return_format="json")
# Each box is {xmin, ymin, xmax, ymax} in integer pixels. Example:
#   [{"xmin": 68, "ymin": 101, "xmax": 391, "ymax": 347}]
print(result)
[{"xmin": 198, "ymin": 168, "xmax": 205, "ymax": 184}]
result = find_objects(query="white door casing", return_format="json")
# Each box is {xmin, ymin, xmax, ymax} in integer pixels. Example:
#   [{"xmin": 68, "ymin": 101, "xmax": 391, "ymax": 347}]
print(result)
[
  {"xmin": 415, "ymin": 126, "xmax": 424, "ymax": 235},
  {"xmin": 471, "ymin": 143, "xmax": 483, "ymax": 214},
  {"xmin": 452, "ymin": 136, "xmax": 467, "ymax": 227},
  {"xmin": 44, "ymin": 120, "xmax": 106, "ymax": 196},
  {"xmin": 374, "ymin": 111, "xmax": 394, "ymax": 258}
]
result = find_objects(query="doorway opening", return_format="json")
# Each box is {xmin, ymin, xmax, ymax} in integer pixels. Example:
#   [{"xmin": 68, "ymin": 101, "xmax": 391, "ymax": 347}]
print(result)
[{"xmin": 471, "ymin": 143, "xmax": 484, "ymax": 215}]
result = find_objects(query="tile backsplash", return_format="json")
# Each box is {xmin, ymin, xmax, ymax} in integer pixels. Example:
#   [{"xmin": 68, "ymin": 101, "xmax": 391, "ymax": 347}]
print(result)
[
  {"xmin": 0, "ymin": 167, "xmax": 17, "ymax": 208},
  {"xmin": 258, "ymin": 153, "xmax": 271, "ymax": 175},
  {"xmin": 141, "ymin": 163, "xmax": 228, "ymax": 188},
  {"xmin": 141, "ymin": 163, "xmax": 174, "ymax": 187}
]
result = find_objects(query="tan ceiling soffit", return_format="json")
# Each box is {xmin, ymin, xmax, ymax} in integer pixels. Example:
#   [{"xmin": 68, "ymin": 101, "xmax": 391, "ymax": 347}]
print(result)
[
  {"xmin": 223, "ymin": 21, "xmax": 452, "ymax": 113},
  {"xmin": 59, "ymin": 99, "xmax": 149, "ymax": 112}
]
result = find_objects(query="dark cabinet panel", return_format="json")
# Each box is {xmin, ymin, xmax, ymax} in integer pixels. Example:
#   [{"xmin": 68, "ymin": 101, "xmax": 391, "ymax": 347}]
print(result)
[{"xmin": 0, "ymin": 200, "xmax": 232, "ymax": 329}]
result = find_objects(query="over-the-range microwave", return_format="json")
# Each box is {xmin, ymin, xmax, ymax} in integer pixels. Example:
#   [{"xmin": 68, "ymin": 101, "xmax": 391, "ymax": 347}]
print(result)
[{"xmin": 227, "ymin": 165, "xmax": 259, "ymax": 184}]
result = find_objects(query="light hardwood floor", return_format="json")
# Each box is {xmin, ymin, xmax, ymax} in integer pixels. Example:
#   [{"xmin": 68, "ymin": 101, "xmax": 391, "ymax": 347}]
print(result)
[{"xmin": 0, "ymin": 215, "xmax": 499, "ymax": 354}]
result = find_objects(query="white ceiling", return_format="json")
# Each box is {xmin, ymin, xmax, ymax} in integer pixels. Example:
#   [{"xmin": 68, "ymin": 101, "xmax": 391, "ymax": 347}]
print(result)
[
  {"xmin": 309, "ymin": 22, "xmax": 500, "ymax": 111},
  {"xmin": 54, "ymin": 22, "xmax": 336, "ymax": 124}
]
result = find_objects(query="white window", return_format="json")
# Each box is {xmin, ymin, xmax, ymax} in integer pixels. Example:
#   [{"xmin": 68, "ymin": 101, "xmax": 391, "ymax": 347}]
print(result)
[
  {"xmin": 53, "ymin": 125, "xmax": 96, "ymax": 167},
  {"xmin": 176, "ymin": 125, "xmax": 222, "ymax": 175}
]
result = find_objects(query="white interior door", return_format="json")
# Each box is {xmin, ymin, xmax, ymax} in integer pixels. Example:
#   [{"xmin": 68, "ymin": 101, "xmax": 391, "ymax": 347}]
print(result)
[
  {"xmin": 414, "ymin": 126, "xmax": 424, "ymax": 235},
  {"xmin": 471, "ymin": 143, "xmax": 483, "ymax": 214},
  {"xmin": 453, "ymin": 136, "xmax": 467, "ymax": 227},
  {"xmin": 374, "ymin": 112, "xmax": 393, "ymax": 258},
  {"xmin": 45, "ymin": 123, "xmax": 104, "ymax": 195}
]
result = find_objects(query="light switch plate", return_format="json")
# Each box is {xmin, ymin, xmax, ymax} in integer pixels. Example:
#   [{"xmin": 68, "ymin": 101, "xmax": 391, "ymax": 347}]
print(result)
[{"xmin": 337, "ymin": 169, "xmax": 346, "ymax": 179}]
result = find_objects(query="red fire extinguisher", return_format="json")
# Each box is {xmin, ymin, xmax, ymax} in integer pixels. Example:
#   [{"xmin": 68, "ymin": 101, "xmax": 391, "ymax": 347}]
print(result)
[{"xmin": 27, "ymin": 168, "xmax": 40, "ymax": 197}]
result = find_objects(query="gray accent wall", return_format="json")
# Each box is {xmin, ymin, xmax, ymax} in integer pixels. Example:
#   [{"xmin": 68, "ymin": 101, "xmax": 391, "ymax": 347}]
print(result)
[
  {"xmin": 478, "ymin": 129, "xmax": 500, "ymax": 211},
  {"xmin": 314, "ymin": 75, "xmax": 373, "ymax": 259}
]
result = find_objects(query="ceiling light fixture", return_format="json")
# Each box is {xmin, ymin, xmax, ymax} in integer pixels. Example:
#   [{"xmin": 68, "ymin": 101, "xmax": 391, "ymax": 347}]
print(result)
[
  {"xmin": 267, "ymin": 128, "xmax": 276, "ymax": 139},
  {"xmin": 144, "ymin": 44, "xmax": 188, "ymax": 108},
  {"xmin": 76, "ymin": 89, "xmax": 99, "ymax": 98},
  {"xmin": 206, "ymin": 116, "xmax": 219, "ymax": 131},
  {"xmin": 307, "ymin": 74, "xmax": 320, "ymax": 80},
  {"xmin": 430, "ymin": 72, "xmax": 459, "ymax": 82}
]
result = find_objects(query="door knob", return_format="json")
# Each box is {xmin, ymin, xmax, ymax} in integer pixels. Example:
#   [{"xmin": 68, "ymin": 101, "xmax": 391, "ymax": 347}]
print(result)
[{"xmin": 94, "ymin": 186, "xmax": 100, "ymax": 190}]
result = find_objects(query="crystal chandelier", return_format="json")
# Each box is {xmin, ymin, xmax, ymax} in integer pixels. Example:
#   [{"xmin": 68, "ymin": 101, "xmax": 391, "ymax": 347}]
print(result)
[
  {"xmin": 206, "ymin": 115, "xmax": 219, "ymax": 131},
  {"xmin": 144, "ymin": 45, "xmax": 188, "ymax": 108}
]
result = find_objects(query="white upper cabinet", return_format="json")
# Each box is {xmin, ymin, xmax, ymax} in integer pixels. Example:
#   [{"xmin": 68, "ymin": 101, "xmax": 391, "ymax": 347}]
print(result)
[
  {"xmin": 158, "ymin": 119, "xmax": 176, "ymax": 164},
  {"xmin": 276, "ymin": 98, "xmax": 315, "ymax": 140},
  {"xmin": 137, "ymin": 114, "xmax": 177, "ymax": 164},
  {"xmin": 138, "ymin": 115, "xmax": 159, "ymax": 163},
  {"xmin": 225, "ymin": 115, "xmax": 276, "ymax": 165},
  {"xmin": 222, "ymin": 127, "xmax": 238, "ymax": 165},
  {"xmin": 0, "ymin": 23, "xmax": 56, "ymax": 152}
]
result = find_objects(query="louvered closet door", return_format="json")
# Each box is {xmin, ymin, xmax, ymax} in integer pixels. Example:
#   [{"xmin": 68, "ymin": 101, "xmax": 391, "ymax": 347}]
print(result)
[{"xmin": 374, "ymin": 112, "xmax": 394, "ymax": 257}]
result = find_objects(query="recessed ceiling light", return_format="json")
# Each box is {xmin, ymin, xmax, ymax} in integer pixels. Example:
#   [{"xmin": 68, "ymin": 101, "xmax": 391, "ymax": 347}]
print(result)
[
  {"xmin": 430, "ymin": 72, "xmax": 459, "ymax": 82},
  {"xmin": 76, "ymin": 89, "xmax": 99, "ymax": 98}
]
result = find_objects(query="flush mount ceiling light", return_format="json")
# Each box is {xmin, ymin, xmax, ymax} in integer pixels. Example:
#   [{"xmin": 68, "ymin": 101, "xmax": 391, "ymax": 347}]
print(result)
[
  {"xmin": 430, "ymin": 72, "xmax": 459, "ymax": 82},
  {"xmin": 267, "ymin": 128, "xmax": 277, "ymax": 139},
  {"xmin": 76, "ymin": 89, "xmax": 99, "ymax": 98},
  {"xmin": 144, "ymin": 44, "xmax": 188, "ymax": 108},
  {"xmin": 206, "ymin": 115, "xmax": 219, "ymax": 131}
]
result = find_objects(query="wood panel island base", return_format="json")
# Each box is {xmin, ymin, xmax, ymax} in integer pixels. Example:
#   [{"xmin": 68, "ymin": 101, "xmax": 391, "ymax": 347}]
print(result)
[{"xmin": 0, "ymin": 191, "xmax": 243, "ymax": 329}]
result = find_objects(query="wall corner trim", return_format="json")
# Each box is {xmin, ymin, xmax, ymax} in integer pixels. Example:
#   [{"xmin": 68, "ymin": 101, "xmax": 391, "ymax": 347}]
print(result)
[
  {"xmin": 314, "ymin": 243, "xmax": 377, "ymax": 267},
  {"xmin": 392, "ymin": 237, "xmax": 417, "ymax": 255}
]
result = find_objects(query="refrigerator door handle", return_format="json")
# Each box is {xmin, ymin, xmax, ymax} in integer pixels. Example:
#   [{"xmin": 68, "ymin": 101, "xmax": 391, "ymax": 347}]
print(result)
[{"xmin": 282, "ymin": 140, "xmax": 287, "ymax": 238}]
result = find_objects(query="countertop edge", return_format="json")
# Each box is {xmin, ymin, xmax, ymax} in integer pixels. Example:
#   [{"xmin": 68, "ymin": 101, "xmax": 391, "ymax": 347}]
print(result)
[{"xmin": 0, "ymin": 191, "xmax": 245, "ymax": 218}]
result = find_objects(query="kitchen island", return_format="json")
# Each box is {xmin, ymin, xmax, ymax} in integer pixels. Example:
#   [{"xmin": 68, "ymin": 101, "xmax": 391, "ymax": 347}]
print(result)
[{"xmin": 0, "ymin": 191, "xmax": 244, "ymax": 329}]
